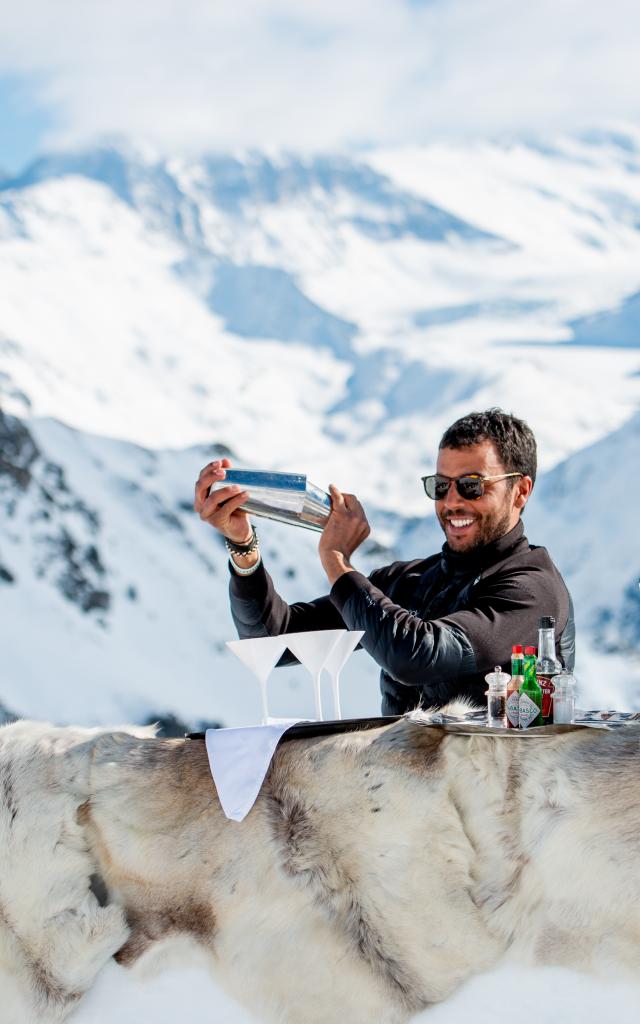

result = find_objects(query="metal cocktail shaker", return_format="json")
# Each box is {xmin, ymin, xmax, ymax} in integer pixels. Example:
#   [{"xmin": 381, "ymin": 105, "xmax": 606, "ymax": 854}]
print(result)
[{"xmin": 209, "ymin": 470, "xmax": 331, "ymax": 532}]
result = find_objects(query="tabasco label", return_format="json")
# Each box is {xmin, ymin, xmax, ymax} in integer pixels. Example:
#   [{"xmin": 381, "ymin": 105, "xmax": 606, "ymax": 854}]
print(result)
[
  {"xmin": 519, "ymin": 692, "xmax": 542, "ymax": 729},
  {"xmin": 537, "ymin": 675, "xmax": 555, "ymax": 724},
  {"xmin": 506, "ymin": 688, "xmax": 520, "ymax": 728}
]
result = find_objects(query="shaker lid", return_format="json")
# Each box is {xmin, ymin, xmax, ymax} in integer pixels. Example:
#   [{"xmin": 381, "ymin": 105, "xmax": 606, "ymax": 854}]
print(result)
[
  {"xmin": 484, "ymin": 665, "xmax": 510, "ymax": 688},
  {"xmin": 551, "ymin": 669, "xmax": 576, "ymax": 692}
]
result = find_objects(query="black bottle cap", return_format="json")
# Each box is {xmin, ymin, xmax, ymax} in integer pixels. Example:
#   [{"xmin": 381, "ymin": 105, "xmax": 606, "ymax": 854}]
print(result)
[{"xmin": 539, "ymin": 616, "xmax": 555, "ymax": 629}]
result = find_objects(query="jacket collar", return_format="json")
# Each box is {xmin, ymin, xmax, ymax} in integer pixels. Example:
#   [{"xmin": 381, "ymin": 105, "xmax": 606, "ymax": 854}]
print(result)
[{"xmin": 440, "ymin": 519, "xmax": 527, "ymax": 576}]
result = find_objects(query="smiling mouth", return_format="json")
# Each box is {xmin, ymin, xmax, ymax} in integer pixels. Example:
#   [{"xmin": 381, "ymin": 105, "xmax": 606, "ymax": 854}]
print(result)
[{"xmin": 446, "ymin": 518, "xmax": 476, "ymax": 528}]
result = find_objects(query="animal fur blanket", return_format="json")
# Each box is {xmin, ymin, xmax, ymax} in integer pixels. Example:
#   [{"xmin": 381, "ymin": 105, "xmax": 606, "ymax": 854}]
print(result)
[{"xmin": 1, "ymin": 713, "xmax": 639, "ymax": 1024}]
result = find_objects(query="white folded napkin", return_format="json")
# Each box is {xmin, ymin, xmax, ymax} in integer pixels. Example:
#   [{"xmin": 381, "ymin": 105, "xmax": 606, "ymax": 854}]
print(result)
[{"xmin": 205, "ymin": 721, "xmax": 303, "ymax": 822}]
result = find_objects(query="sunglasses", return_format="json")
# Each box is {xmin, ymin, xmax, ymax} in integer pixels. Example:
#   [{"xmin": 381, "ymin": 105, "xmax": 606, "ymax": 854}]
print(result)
[{"xmin": 421, "ymin": 472, "xmax": 523, "ymax": 501}]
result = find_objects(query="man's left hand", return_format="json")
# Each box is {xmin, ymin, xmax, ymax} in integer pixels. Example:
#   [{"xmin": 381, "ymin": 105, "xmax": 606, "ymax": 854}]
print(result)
[{"xmin": 318, "ymin": 484, "xmax": 370, "ymax": 585}]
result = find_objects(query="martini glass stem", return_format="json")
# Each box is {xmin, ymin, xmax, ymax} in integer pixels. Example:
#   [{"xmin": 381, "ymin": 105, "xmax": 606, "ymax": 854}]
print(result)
[
  {"xmin": 313, "ymin": 671, "xmax": 323, "ymax": 721},
  {"xmin": 258, "ymin": 679, "xmax": 270, "ymax": 725},
  {"xmin": 331, "ymin": 670, "xmax": 342, "ymax": 720}
]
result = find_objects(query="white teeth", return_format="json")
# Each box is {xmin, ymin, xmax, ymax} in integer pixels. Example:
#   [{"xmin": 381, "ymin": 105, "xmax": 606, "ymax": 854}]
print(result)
[{"xmin": 449, "ymin": 518, "xmax": 474, "ymax": 527}]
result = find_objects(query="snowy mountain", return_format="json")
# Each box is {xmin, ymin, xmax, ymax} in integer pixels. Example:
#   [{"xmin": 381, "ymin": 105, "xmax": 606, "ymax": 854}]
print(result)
[
  {"xmin": 1, "ymin": 132, "xmax": 640, "ymax": 729},
  {"xmin": 525, "ymin": 411, "xmax": 640, "ymax": 707},
  {"xmin": 0, "ymin": 405, "xmax": 395, "ymax": 726}
]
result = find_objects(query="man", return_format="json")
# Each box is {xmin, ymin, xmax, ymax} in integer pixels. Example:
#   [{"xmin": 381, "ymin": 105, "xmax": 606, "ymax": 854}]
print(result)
[{"xmin": 195, "ymin": 409, "xmax": 575, "ymax": 715}]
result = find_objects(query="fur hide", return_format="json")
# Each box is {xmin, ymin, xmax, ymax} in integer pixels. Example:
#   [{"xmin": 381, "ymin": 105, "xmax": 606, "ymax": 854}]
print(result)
[{"xmin": 1, "ymin": 714, "xmax": 640, "ymax": 1024}]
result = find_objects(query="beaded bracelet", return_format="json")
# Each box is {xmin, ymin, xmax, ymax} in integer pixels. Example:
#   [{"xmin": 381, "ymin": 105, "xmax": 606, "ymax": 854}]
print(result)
[{"xmin": 224, "ymin": 525, "xmax": 259, "ymax": 558}]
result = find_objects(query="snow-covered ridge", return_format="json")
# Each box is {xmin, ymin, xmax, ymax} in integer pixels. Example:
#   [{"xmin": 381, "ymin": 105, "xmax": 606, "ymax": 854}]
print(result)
[{"xmin": 1, "ymin": 133, "xmax": 639, "ymax": 728}]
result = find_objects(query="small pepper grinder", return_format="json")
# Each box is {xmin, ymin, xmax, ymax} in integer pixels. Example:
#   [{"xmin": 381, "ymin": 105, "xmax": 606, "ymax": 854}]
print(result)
[{"xmin": 485, "ymin": 665, "xmax": 510, "ymax": 728}]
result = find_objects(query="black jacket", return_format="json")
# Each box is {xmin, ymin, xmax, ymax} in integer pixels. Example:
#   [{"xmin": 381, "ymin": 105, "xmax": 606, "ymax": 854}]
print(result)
[{"xmin": 229, "ymin": 520, "xmax": 575, "ymax": 715}]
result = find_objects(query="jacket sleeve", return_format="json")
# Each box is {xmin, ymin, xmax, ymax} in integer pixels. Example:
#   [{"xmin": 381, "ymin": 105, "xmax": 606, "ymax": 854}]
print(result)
[
  {"xmin": 330, "ymin": 562, "xmax": 568, "ymax": 696},
  {"xmin": 329, "ymin": 570, "xmax": 476, "ymax": 691},
  {"xmin": 229, "ymin": 559, "xmax": 345, "ymax": 640}
]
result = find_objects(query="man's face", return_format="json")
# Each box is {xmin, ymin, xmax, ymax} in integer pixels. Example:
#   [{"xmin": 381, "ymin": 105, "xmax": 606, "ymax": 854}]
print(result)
[{"xmin": 434, "ymin": 440, "xmax": 528, "ymax": 553}]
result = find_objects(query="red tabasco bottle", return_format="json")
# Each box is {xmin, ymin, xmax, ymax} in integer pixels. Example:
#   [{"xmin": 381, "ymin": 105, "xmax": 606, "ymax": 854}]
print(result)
[
  {"xmin": 536, "ymin": 616, "xmax": 561, "ymax": 725},
  {"xmin": 506, "ymin": 645, "xmax": 524, "ymax": 728}
]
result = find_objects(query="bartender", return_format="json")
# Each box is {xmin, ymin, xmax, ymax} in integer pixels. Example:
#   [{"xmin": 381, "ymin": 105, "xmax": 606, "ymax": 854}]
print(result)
[{"xmin": 194, "ymin": 408, "xmax": 575, "ymax": 714}]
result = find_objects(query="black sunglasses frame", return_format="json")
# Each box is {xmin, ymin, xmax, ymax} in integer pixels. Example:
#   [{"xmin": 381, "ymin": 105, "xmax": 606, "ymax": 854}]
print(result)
[{"xmin": 421, "ymin": 472, "xmax": 523, "ymax": 501}]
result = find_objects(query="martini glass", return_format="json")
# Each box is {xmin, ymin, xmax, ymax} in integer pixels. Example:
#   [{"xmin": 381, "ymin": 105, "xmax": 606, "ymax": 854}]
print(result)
[
  {"xmin": 285, "ymin": 629, "xmax": 346, "ymax": 721},
  {"xmin": 322, "ymin": 630, "xmax": 365, "ymax": 720},
  {"xmin": 226, "ymin": 636, "xmax": 289, "ymax": 724}
]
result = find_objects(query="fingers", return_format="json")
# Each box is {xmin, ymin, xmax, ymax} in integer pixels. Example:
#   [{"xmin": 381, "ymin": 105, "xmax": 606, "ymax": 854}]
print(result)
[
  {"xmin": 199, "ymin": 485, "xmax": 247, "ymax": 522},
  {"xmin": 329, "ymin": 486, "xmax": 364, "ymax": 518},
  {"xmin": 328, "ymin": 483, "xmax": 344, "ymax": 510},
  {"xmin": 194, "ymin": 458, "xmax": 233, "ymax": 511},
  {"xmin": 326, "ymin": 487, "xmax": 370, "ymax": 538},
  {"xmin": 342, "ymin": 492, "xmax": 364, "ymax": 514},
  {"xmin": 319, "ymin": 483, "xmax": 371, "ymax": 570}
]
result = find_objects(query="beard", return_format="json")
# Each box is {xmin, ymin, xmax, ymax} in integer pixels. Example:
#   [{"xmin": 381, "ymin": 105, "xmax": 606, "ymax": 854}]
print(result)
[{"xmin": 437, "ymin": 505, "xmax": 514, "ymax": 552}]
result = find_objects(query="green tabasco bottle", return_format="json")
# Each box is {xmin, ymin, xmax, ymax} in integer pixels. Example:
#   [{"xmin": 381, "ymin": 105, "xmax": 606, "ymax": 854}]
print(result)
[
  {"xmin": 519, "ymin": 645, "xmax": 543, "ymax": 728},
  {"xmin": 506, "ymin": 644, "xmax": 524, "ymax": 728}
]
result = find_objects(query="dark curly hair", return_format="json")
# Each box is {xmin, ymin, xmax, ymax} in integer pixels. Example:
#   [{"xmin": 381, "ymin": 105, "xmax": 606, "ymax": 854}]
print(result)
[{"xmin": 439, "ymin": 408, "xmax": 537, "ymax": 486}]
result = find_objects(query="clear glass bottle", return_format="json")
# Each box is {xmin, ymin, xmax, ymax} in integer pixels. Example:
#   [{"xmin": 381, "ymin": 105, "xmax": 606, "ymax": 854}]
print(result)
[{"xmin": 536, "ymin": 617, "xmax": 561, "ymax": 725}]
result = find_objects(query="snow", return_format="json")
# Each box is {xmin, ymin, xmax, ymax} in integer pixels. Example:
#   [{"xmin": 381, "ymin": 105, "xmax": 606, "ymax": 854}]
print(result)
[
  {"xmin": 3, "ymin": 141, "xmax": 640, "ymax": 517},
  {"xmin": 77, "ymin": 961, "xmax": 260, "ymax": 1024},
  {"xmin": 415, "ymin": 965, "xmax": 640, "ymax": 1024},
  {"xmin": 1, "ymin": 133, "xmax": 640, "ymax": 1021},
  {"xmin": 74, "ymin": 959, "xmax": 640, "ymax": 1024}
]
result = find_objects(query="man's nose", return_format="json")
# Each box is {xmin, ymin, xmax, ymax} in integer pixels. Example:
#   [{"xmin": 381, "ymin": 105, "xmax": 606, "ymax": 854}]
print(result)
[{"xmin": 441, "ymin": 480, "xmax": 467, "ymax": 509}]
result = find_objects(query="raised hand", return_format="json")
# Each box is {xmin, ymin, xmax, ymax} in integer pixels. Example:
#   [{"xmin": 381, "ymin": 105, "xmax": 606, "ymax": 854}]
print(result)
[
  {"xmin": 318, "ymin": 484, "xmax": 370, "ymax": 585},
  {"xmin": 194, "ymin": 458, "xmax": 252, "ymax": 545}
]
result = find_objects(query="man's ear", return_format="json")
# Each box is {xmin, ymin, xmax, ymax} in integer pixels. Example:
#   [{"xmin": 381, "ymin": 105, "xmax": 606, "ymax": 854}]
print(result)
[{"xmin": 514, "ymin": 475, "xmax": 533, "ymax": 511}]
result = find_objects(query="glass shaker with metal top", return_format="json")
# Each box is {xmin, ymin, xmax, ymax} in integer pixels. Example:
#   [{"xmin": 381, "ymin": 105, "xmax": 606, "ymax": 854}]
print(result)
[{"xmin": 551, "ymin": 670, "xmax": 577, "ymax": 724}]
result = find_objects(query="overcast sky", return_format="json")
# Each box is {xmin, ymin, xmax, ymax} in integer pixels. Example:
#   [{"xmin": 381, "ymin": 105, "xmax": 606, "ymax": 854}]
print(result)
[{"xmin": 1, "ymin": 0, "xmax": 640, "ymax": 172}]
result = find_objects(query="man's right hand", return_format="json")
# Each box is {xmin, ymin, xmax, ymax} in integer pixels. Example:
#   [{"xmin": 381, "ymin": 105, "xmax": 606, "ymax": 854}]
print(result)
[{"xmin": 194, "ymin": 458, "xmax": 252, "ymax": 545}]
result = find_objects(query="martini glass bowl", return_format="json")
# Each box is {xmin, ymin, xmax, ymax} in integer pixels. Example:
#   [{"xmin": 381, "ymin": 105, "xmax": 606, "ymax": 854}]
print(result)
[
  {"xmin": 226, "ymin": 636, "xmax": 290, "ymax": 724},
  {"xmin": 322, "ymin": 630, "xmax": 365, "ymax": 719},
  {"xmin": 285, "ymin": 629, "xmax": 346, "ymax": 720}
]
